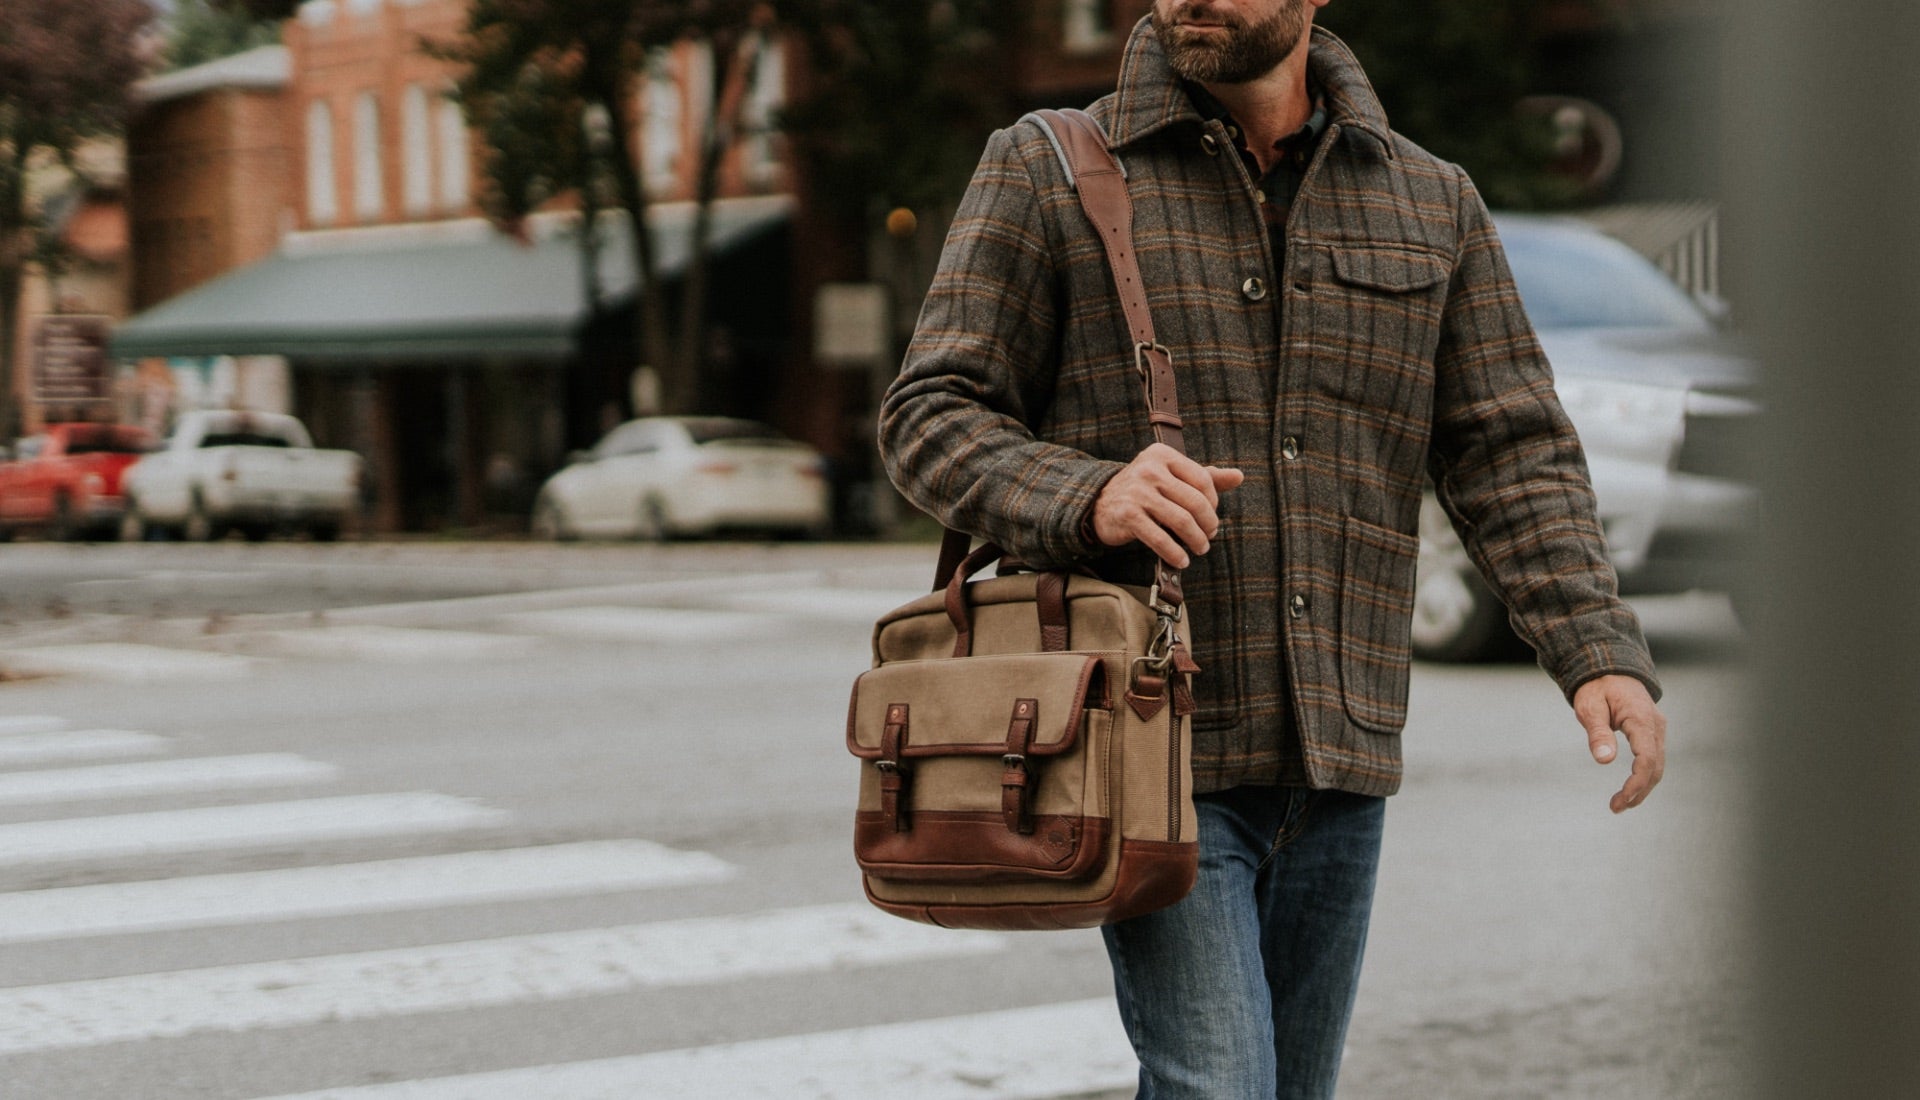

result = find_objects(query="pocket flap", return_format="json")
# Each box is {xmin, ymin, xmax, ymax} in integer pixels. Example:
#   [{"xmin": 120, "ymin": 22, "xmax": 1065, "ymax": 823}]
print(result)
[
  {"xmin": 847, "ymin": 653, "xmax": 1109, "ymax": 760},
  {"xmin": 1330, "ymin": 247, "xmax": 1449, "ymax": 293}
]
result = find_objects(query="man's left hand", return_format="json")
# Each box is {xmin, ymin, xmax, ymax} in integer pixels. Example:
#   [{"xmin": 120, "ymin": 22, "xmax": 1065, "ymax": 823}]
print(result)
[{"xmin": 1572, "ymin": 675, "xmax": 1667, "ymax": 814}]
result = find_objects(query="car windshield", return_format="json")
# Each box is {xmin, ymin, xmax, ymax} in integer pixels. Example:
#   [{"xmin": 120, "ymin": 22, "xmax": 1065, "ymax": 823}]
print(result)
[
  {"xmin": 682, "ymin": 419, "xmax": 786, "ymax": 446},
  {"xmin": 201, "ymin": 432, "xmax": 292, "ymax": 448},
  {"xmin": 65, "ymin": 428, "xmax": 151, "ymax": 455},
  {"xmin": 1498, "ymin": 220, "xmax": 1713, "ymax": 332}
]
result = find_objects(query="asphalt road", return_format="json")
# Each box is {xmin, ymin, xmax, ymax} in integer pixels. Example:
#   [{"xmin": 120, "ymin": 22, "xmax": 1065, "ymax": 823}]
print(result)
[{"xmin": 0, "ymin": 541, "xmax": 1754, "ymax": 1098}]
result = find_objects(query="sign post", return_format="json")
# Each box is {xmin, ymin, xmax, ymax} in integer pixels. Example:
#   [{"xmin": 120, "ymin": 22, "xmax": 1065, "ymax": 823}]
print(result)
[{"xmin": 32, "ymin": 315, "xmax": 114, "ymax": 421}]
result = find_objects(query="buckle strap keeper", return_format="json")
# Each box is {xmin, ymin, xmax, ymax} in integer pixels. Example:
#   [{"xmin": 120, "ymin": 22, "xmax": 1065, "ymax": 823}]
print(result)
[
  {"xmin": 1001, "ymin": 698, "xmax": 1039, "ymax": 834},
  {"xmin": 878, "ymin": 704, "xmax": 912, "ymax": 832}
]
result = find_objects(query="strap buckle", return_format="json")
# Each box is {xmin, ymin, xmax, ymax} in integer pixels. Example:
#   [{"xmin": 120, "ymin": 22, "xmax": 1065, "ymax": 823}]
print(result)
[{"xmin": 1134, "ymin": 341, "xmax": 1171, "ymax": 381}]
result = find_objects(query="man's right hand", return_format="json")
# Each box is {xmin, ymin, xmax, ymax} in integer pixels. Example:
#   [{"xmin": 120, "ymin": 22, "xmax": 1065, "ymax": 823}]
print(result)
[{"xmin": 1089, "ymin": 443, "xmax": 1246, "ymax": 568}]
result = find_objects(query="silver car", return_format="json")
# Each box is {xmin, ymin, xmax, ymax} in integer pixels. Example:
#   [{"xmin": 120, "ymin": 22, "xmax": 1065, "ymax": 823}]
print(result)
[
  {"xmin": 1412, "ymin": 215, "xmax": 1758, "ymax": 661},
  {"xmin": 532, "ymin": 417, "xmax": 831, "ymax": 541}
]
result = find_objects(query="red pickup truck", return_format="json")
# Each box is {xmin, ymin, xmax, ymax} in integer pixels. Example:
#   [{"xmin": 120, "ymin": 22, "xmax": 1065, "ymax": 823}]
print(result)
[{"xmin": 0, "ymin": 423, "xmax": 156, "ymax": 541}]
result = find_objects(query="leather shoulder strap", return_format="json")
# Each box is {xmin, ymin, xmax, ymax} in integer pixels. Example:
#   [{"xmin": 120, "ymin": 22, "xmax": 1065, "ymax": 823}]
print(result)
[{"xmin": 936, "ymin": 109, "xmax": 1187, "ymax": 614}]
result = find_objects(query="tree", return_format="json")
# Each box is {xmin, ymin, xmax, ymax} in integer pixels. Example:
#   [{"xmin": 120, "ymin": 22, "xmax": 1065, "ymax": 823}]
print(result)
[
  {"xmin": 0, "ymin": 0, "xmax": 155, "ymax": 439},
  {"xmin": 432, "ymin": 0, "xmax": 773, "ymax": 418},
  {"xmin": 775, "ymin": 0, "xmax": 1015, "ymax": 232},
  {"xmin": 163, "ymin": 0, "xmax": 281, "ymax": 73}
]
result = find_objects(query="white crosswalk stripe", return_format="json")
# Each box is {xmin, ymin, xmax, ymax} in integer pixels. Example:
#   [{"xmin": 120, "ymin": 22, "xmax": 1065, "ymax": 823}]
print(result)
[
  {"xmin": 0, "ymin": 707, "xmax": 1130, "ymax": 1099},
  {"xmin": 255, "ymin": 999, "xmax": 1135, "ymax": 1100},
  {"xmin": 0, "ymin": 903, "xmax": 1005, "ymax": 1056},
  {"xmin": 0, "ymin": 792, "xmax": 508, "ymax": 868},
  {"xmin": 0, "ymin": 840, "xmax": 734, "ymax": 944},
  {"xmin": 0, "ymin": 728, "xmax": 170, "ymax": 767},
  {"xmin": 0, "ymin": 752, "xmax": 338, "ymax": 807}
]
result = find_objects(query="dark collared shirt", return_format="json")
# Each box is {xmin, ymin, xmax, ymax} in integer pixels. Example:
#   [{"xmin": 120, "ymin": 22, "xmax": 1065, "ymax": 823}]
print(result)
[{"xmin": 1185, "ymin": 82, "xmax": 1331, "ymax": 269}]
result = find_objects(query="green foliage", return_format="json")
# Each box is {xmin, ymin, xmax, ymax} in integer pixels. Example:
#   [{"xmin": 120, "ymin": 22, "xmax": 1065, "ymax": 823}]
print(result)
[
  {"xmin": 0, "ymin": 0, "xmax": 156, "ymax": 434},
  {"xmin": 1320, "ymin": 0, "xmax": 1601, "ymax": 208},
  {"xmin": 164, "ymin": 0, "xmax": 282, "ymax": 73},
  {"xmin": 776, "ymin": 0, "xmax": 1018, "ymax": 222}
]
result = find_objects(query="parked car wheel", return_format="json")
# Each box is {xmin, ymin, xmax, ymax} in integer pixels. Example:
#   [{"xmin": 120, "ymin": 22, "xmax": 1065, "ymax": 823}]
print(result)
[
  {"xmin": 183, "ymin": 495, "xmax": 223, "ymax": 543},
  {"xmin": 633, "ymin": 497, "xmax": 672, "ymax": 542},
  {"xmin": 48, "ymin": 494, "xmax": 78, "ymax": 542},
  {"xmin": 1412, "ymin": 494, "xmax": 1531, "ymax": 663},
  {"xmin": 530, "ymin": 496, "xmax": 574, "ymax": 541}
]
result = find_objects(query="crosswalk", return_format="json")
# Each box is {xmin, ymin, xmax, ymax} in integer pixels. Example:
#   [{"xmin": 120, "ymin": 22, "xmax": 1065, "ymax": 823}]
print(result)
[{"xmin": 0, "ymin": 711, "xmax": 1137, "ymax": 1098}]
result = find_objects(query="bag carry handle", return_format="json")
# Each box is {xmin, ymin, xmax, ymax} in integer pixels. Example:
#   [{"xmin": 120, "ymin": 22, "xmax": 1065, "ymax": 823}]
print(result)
[
  {"xmin": 933, "ymin": 108, "xmax": 1187, "ymax": 613},
  {"xmin": 944, "ymin": 543, "xmax": 1071, "ymax": 658}
]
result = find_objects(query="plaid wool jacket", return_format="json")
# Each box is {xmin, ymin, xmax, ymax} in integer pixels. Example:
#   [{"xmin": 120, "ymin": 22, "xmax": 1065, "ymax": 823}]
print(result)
[{"xmin": 880, "ymin": 20, "xmax": 1661, "ymax": 797}]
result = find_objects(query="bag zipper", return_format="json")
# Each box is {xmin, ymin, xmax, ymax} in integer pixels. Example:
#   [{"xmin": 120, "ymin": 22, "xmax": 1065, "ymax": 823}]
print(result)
[{"xmin": 1167, "ymin": 706, "xmax": 1181, "ymax": 841}]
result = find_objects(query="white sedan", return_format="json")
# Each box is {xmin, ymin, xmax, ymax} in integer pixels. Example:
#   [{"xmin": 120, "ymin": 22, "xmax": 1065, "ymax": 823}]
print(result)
[{"xmin": 531, "ymin": 417, "xmax": 830, "ymax": 540}]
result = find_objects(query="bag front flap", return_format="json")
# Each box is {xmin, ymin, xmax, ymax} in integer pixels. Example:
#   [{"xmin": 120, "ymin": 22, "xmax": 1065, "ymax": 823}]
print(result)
[{"xmin": 847, "ymin": 653, "xmax": 1109, "ymax": 760}]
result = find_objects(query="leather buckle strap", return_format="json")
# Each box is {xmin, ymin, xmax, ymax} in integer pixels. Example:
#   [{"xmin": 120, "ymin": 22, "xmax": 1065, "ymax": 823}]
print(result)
[
  {"xmin": 878, "ymin": 704, "xmax": 912, "ymax": 832},
  {"xmin": 1001, "ymin": 698, "xmax": 1038, "ymax": 834}
]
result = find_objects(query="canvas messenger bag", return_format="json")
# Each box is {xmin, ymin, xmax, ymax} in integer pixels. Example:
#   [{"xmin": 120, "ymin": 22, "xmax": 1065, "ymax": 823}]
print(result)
[{"xmin": 847, "ymin": 109, "xmax": 1202, "ymax": 930}]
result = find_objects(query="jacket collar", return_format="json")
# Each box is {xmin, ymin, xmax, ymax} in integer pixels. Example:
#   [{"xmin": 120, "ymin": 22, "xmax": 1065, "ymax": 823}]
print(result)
[{"xmin": 1105, "ymin": 17, "xmax": 1394, "ymax": 160}]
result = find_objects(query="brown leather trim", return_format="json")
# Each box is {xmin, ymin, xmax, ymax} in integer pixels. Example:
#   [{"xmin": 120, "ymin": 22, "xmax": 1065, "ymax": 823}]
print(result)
[
  {"xmin": 933, "ymin": 528, "xmax": 972, "ymax": 592},
  {"xmin": 1001, "ymin": 698, "xmax": 1038, "ymax": 833},
  {"xmin": 855, "ymin": 811, "xmax": 1109, "ymax": 883},
  {"xmin": 866, "ymin": 839, "xmax": 1198, "ymax": 931},
  {"xmin": 1036, "ymin": 571, "xmax": 1070, "ymax": 652},
  {"xmin": 1126, "ymin": 670, "xmax": 1167, "ymax": 721},
  {"xmin": 944, "ymin": 543, "xmax": 1004, "ymax": 657}
]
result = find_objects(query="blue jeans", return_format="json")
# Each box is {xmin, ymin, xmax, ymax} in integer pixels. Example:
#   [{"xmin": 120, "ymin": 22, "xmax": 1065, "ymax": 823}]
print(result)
[{"xmin": 1101, "ymin": 785, "xmax": 1387, "ymax": 1099}]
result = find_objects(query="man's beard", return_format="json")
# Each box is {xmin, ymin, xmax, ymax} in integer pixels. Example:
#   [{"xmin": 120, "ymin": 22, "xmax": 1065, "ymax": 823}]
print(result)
[{"xmin": 1151, "ymin": 1, "xmax": 1309, "ymax": 84}]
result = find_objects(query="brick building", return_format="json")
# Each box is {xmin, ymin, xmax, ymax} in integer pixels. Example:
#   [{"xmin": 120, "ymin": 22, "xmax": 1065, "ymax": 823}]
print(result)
[{"xmin": 114, "ymin": 0, "xmax": 796, "ymax": 532}]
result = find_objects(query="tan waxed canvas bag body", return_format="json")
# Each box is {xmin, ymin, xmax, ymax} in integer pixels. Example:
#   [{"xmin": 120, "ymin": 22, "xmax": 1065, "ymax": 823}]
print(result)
[{"xmin": 848, "ymin": 109, "xmax": 1201, "ymax": 930}]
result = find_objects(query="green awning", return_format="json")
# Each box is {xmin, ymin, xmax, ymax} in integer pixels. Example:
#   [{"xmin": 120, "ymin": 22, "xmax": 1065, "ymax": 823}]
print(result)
[{"xmin": 111, "ymin": 195, "xmax": 791, "ymax": 363}]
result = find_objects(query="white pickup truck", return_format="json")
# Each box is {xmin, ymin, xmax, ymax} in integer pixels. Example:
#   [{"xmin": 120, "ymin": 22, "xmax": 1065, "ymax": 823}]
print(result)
[{"xmin": 121, "ymin": 411, "xmax": 362, "ymax": 542}]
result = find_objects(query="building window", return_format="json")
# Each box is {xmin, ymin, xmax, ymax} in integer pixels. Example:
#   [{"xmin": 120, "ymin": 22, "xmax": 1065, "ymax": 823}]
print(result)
[
  {"xmin": 642, "ymin": 49, "xmax": 683, "ymax": 197},
  {"xmin": 742, "ymin": 39, "xmax": 785, "ymax": 191},
  {"xmin": 353, "ymin": 91, "xmax": 383, "ymax": 221},
  {"xmin": 297, "ymin": 1, "xmax": 335, "ymax": 27},
  {"xmin": 344, "ymin": 0, "xmax": 381, "ymax": 15},
  {"xmin": 436, "ymin": 95, "xmax": 471, "ymax": 212},
  {"xmin": 307, "ymin": 100, "xmax": 338, "ymax": 226},
  {"xmin": 402, "ymin": 85, "xmax": 431, "ymax": 216},
  {"xmin": 1063, "ymin": 0, "xmax": 1114, "ymax": 53}
]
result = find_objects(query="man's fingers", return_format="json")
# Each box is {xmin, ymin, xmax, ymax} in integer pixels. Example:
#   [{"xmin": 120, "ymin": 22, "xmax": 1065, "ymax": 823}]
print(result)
[
  {"xmin": 1209, "ymin": 466, "xmax": 1247, "ymax": 493},
  {"xmin": 1612, "ymin": 745, "xmax": 1662, "ymax": 814},
  {"xmin": 1572, "ymin": 675, "xmax": 1667, "ymax": 814},
  {"xmin": 1575, "ymin": 696, "xmax": 1618, "ymax": 764}
]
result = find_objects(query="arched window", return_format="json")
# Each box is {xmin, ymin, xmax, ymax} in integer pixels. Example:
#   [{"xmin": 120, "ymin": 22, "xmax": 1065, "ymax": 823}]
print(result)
[
  {"xmin": 402, "ymin": 85, "xmax": 432, "ymax": 216},
  {"xmin": 306, "ymin": 100, "xmax": 338, "ymax": 226},
  {"xmin": 436, "ymin": 95, "xmax": 471, "ymax": 212},
  {"xmin": 353, "ymin": 91, "xmax": 383, "ymax": 221}
]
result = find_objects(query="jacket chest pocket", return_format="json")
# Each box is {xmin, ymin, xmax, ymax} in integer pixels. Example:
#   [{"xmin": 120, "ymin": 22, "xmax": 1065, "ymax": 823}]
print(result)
[{"xmin": 1302, "ymin": 247, "xmax": 1450, "ymax": 401}]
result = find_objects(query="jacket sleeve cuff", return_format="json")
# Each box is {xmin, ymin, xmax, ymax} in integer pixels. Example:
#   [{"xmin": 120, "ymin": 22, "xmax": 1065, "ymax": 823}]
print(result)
[
  {"xmin": 1039, "ymin": 459, "xmax": 1127, "ymax": 565},
  {"xmin": 1554, "ymin": 644, "xmax": 1664, "ymax": 705}
]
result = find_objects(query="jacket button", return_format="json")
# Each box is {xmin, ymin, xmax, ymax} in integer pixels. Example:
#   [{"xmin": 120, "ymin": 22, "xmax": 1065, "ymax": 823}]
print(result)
[
  {"xmin": 1242, "ymin": 276, "xmax": 1268, "ymax": 301},
  {"xmin": 1200, "ymin": 133, "xmax": 1221, "ymax": 156},
  {"xmin": 1281, "ymin": 436, "xmax": 1300, "ymax": 461},
  {"xmin": 1289, "ymin": 593, "xmax": 1308, "ymax": 618}
]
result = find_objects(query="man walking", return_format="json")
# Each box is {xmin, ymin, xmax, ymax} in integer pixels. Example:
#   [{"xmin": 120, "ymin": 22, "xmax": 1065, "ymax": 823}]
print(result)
[{"xmin": 879, "ymin": 1, "xmax": 1668, "ymax": 1095}]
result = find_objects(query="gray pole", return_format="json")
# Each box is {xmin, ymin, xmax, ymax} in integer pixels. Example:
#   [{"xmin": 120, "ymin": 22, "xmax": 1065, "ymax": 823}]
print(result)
[{"xmin": 1724, "ymin": 5, "xmax": 1920, "ymax": 1094}]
